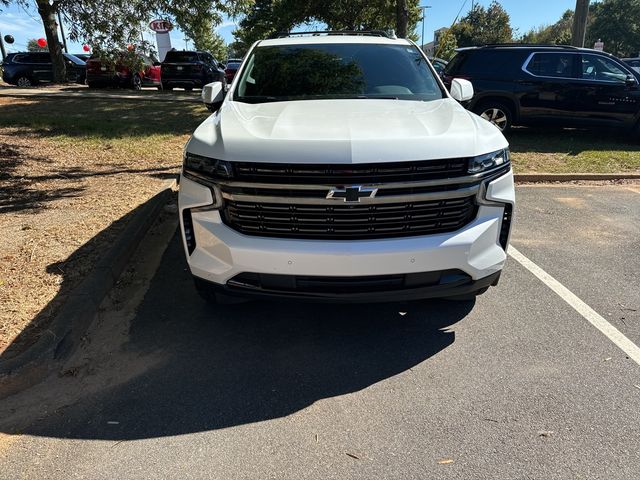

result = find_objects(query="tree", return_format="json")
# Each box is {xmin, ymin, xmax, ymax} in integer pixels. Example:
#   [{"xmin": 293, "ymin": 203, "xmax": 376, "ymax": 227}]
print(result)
[
  {"xmin": 435, "ymin": 30, "xmax": 458, "ymax": 61},
  {"xmin": 0, "ymin": 1, "xmax": 251, "ymax": 83},
  {"xmin": 0, "ymin": 1, "xmax": 68, "ymax": 82},
  {"xmin": 521, "ymin": 10, "xmax": 573, "ymax": 45},
  {"xmin": 450, "ymin": 0, "xmax": 513, "ymax": 47},
  {"xmin": 586, "ymin": 0, "xmax": 640, "ymax": 57},
  {"xmin": 234, "ymin": 0, "xmax": 421, "ymax": 48},
  {"xmin": 27, "ymin": 38, "xmax": 49, "ymax": 52}
]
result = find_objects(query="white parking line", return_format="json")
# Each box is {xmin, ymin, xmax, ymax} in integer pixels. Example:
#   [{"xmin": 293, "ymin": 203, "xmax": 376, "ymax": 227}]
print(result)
[{"xmin": 508, "ymin": 246, "xmax": 640, "ymax": 366}]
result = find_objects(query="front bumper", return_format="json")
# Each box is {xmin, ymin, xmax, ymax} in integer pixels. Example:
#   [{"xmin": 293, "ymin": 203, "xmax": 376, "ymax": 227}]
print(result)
[
  {"xmin": 162, "ymin": 77, "xmax": 203, "ymax": 87},
  {"xmin": 178, "ymin": 169, "xmax": 515, "ymax": 300}
]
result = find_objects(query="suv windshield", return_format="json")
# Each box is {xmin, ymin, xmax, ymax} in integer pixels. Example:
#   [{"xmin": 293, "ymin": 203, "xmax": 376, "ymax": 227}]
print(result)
[{"xmin": 234, "ymin": 43, "xmax": 444, "ymax": 103}]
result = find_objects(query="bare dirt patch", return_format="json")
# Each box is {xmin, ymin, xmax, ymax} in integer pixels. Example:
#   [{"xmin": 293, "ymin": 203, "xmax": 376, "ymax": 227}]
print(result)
[{"xmin": 0, "ymin": 96, "xmax": 207, "ymax": 355}]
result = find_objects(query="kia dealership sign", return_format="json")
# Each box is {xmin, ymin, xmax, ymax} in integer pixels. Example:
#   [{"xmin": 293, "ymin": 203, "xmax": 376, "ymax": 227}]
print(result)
[{"xmin": 149, "ymin": 19, "xmax": 173, "ymax": 34}]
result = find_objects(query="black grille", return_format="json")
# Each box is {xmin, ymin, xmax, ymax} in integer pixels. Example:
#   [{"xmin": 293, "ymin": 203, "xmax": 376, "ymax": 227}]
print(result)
[
  {"xmin": 228, "ymin": 270, "xmax": 471, "ymax": 294},
  {"xmin": 233, "ymin": 159, "xmax": 469, "ymax": 184},
  {"xmin": 222, "ymin": 197, "xmax": 477, "ymax": 240}
]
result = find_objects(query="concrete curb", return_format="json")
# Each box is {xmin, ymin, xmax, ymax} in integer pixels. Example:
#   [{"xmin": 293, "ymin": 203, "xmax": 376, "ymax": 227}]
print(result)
[
  {"xmin": 0, "ymin": 180, "xmax": 177, "ymax": 398},
  {"xmin": 514, "ymin": 173, "xmax": 640, "ymax": 183}
]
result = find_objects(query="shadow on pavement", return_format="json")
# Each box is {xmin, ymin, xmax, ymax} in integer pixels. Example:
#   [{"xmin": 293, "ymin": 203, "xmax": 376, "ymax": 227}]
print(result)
[{"xmin": 1, "ymin": 234, "xmax": 474, "ymax": 440}]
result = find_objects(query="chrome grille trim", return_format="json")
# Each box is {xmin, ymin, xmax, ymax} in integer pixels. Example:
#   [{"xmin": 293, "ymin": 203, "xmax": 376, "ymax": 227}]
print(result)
[{"xmin": 221, "ymin": 184, "xmax": 480, "ymax": 205}]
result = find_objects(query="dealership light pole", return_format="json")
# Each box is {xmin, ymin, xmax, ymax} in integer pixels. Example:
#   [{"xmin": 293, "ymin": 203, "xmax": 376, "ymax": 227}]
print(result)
[{"xmin": 420, "ymin": 5, "xmax": 432, "ymax": 51}]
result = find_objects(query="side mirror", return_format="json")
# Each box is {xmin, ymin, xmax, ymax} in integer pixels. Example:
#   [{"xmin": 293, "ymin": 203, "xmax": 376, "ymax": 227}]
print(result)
[
  {"xmin": 625, "ymin": 74, "xmax": 637, "ymax": 87},
  {"xmin": 202, "ymin": 81, "xmax": 225, "ymax": 112},
  {"xmin": 450, "ymin": 78, "xmax": 474, "ymax": 102}
]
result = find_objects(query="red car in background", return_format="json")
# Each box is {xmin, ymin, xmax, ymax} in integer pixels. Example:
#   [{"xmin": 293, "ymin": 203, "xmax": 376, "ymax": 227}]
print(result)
[
  {"xmin": 224, "ymin": 58, "xmax": 242, "ymax": 83},
  {"xmin": 86, "ymin": 54, "xmax": 161, "ymax": 90}
]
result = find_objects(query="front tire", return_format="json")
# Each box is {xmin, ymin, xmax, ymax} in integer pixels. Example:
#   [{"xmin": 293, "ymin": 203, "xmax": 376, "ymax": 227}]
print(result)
[
  {"xmin": 132, "ymin": 74, "xmax": 142, "ymax": 90},
  {"xmin": 474, "ymin": 101, "xmax": 513, "ymax": 132},
  {"xmin": 15, "ymin": 76, "xmax": 33, "ymax": 88}
]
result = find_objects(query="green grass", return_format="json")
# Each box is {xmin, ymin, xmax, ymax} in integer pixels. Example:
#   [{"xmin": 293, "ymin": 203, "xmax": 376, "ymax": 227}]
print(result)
[
  {"xmin": 0, "ymin": 96, "xmax": 208, "ymax": 145},
  {"xmin": 508, "ymin": 128, "xmax": 640, "ymax": 173}
]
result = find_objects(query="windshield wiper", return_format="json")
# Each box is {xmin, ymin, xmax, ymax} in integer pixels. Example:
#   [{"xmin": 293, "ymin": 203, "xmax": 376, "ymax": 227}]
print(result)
[
  {"xmin": 236, "ymin": 96, "xmax": 284, "ymax": 104},
  {"xmin": 354, "ymin": 95, "xmax": 399, "ymax": 100}
]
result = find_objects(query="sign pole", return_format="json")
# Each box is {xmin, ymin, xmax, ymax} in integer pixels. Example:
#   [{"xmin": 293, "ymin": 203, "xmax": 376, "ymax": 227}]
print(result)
[{"xmin": 0, "ymin": 32, "xmax": 6, "ymax": 61}]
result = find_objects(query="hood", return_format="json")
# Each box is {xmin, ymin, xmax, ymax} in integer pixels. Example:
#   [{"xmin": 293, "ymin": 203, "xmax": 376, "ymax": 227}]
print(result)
[{"xmin": 187, "ymin": 98, "xmax": 508, "ymax": 164}]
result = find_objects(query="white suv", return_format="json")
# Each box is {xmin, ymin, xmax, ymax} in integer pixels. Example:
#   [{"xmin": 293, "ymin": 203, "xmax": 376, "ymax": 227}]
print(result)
[{"xmin": 179, "ymin": 32, "xmax": 515, "ymax": 303}]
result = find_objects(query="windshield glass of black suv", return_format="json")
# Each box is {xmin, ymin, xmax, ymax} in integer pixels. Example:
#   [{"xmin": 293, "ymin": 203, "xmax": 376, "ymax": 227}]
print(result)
[{"xmin": 234, "ymin": 43, "xmax": 444, "ymax": 103}]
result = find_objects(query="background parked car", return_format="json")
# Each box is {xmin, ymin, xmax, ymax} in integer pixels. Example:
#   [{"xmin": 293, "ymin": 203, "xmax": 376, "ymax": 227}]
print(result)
[
  {"xmin": 73, "ymin": 53, "xmax": 91, "ymax": 62},
  {"xmin": 161, "ymin": 50, "xmax": 225, "ymax": 91},
  {"xmin": 86, "ymin": 53, "xmax": 161, "ymax": 90},
  {"xmin": 443, "ymin": 45, "xmax": 640, "ymax": 132},
  {"xmin": 2, "ymin": 52, "xmax": 86, "ymax": 87},
  {"xmin": 429, "ymin": 57, "xmax": 448, "ymax": 76},
  {"xmin": 224, "ymin": 58, "xmax": 242, "ymax": 83},
  {"xmin": 622, "ymin": 57, "xmax": 640, "ymax": 74}
]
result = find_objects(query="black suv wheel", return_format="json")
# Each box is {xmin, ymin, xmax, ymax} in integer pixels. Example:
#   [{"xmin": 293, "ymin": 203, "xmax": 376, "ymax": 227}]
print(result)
[
  {"xmin": 474, "ymin": 101, "xmax": 512, "ymax": 132},
  {"xmin": 15, "ymin": 76, "xmax": 33, "ymax": 87}
]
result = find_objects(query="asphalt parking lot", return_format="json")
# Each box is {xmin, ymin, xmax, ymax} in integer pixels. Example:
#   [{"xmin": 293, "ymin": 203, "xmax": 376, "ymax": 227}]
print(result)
[{"xmin": 1, "ymin": 184, "xmax": 639, "ymax": 479}]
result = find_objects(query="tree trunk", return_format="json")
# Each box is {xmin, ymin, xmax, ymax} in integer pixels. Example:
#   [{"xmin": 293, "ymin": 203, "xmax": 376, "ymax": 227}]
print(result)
[
  {"xmin": 396, "ymin": 0, "xmax": 409, "ymax": 38},
  {"xmin": 36, "ymin": 0, "xmax": 66, "ymax": 83}
]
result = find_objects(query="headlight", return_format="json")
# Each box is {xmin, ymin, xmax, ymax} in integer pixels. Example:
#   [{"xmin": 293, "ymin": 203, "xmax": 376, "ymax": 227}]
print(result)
[
  {"xmin": 469, "ymin": 148, "xmax": 510, "ymax": 174},
  {"xmin": 183, "ymin": 152, "xmax": 230, "ymax": 210},
  {"xmin": 183, "ymin": 152, "xmax": 234, "ymax": 180}
]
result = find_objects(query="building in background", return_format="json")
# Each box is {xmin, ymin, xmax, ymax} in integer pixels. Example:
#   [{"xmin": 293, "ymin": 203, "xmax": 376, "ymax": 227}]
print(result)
[{"xmin": 422, "ymin": 27, "xmax": 448, "ymax": 57}]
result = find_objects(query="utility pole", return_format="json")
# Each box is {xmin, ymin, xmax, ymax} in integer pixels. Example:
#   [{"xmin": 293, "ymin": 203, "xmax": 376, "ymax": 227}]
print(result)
[
  {"xmin": 419, "ymin": 5, "xmax": 432, "ymax": 51},
  {"xmin": 57, "ymin": 11, "xmax": 68, "ymax": 53},
  {"xmin": 571, "ymin": 0, "xmax": 590, "ymax": 47}
]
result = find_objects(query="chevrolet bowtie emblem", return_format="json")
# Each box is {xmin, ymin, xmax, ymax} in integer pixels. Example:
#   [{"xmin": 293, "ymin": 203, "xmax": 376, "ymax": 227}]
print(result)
[{"xmin": 327, "ymin": 185, "xmax": 378, "ymax": 202}]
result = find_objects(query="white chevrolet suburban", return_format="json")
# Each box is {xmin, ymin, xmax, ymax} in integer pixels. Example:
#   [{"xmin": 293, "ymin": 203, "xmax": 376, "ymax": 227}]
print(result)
[{"xmin": 179, "ymin": 31, "xmax": 515, "ymax": 303}]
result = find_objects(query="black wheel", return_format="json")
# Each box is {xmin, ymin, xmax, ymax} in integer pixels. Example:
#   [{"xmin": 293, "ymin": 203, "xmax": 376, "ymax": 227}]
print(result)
[
  {"xmin": 474, "ymin": 101, "xmax": 513, "ymax": 132},
  {"xmin": 443, "ymin": 287, "xmax": 489, "ymax": 302},
  {"xmin": 87, "ymin": 81, "xmax": 101, "ymax": 89},
  {"xmin": 184, "ymin": 86, "xmax": 193, "ymax": 92},
  {"xmin": 15, "ymin": 76, "xmax": 33, "ymax": 87},
  {"xmin": 162, "ymin": 83, "xmax": 173, "ymax": 91},
  {"xmin": 132, "ymin": 74, "xmax": 142, "ymax": 90}
]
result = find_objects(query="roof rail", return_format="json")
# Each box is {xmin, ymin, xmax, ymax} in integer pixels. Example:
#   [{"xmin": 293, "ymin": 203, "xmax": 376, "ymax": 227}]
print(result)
[
  {"xmin": 480, "ymin": 43, "xmax": 580, "ymax": 49},
  {"xmin": 270, "ymin": 30, "xmax": 393, "ymax": 39}
]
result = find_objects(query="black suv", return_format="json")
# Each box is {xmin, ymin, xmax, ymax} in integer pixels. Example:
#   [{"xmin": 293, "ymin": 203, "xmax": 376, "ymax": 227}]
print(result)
[
  {"xmin": 2, "ymin": 52, "xmax": 86, "ymax": 87},
  {"xmin": 160, "ymin": 50, "xmax": 225, "ymax": 91},
  {"xmin": 443, "ymin": 45, "xmax": 640, "ymax": 132}
]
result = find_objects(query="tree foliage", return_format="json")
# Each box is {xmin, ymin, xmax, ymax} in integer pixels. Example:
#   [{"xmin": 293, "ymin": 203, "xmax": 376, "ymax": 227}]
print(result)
[
  {"xmin": 435, "ymin": 30, "xmax": 458, "ymax": 61},
  {"xmin": 587, "ymin": 0, "xmax": 640, "ymax": 57},
  {"xmin": 449, "ymin": 1, "xmax": 513, "ymax": 48},
  {"xmin": 0, "ymin": 0, "xmax": 250, "ymax": 82},
  {"xmin": 233, "ymin": 0, "xmax": 421, "ymax": 50},
  {"xmin": 520, "ymin": 0, "xmax": 640, "ymax": 57},
  {"xmin": 521, "ymin": 10, "xmax": 573, "ymax": 45},
  {"xmin": 27, "ymin": 38, "xmax": 49, "ymax": 52}
]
